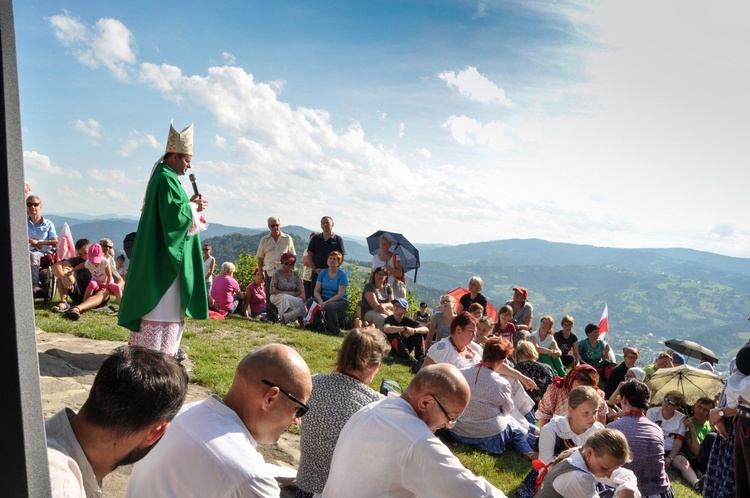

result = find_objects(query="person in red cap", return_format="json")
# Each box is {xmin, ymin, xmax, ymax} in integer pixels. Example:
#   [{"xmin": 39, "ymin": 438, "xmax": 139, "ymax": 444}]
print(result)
[
  {"xmin": 604, "ymin": 347, "xmax": 640, "ymax": 400},
  {"xmin": 505, "ymin": 286, "xmax": 533, "ymax": 331}
]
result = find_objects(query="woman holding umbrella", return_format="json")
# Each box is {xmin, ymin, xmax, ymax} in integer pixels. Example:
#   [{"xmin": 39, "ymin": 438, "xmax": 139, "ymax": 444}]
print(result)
[{"xmin": 372, "ymin": 236, "xmax": 405, "ymax": 299}]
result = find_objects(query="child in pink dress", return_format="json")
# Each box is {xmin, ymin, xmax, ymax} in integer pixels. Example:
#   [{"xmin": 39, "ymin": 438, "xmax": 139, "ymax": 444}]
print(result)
[{"xmin": 83, "ymin": 243, "xmax": 123, "ymax": 303}]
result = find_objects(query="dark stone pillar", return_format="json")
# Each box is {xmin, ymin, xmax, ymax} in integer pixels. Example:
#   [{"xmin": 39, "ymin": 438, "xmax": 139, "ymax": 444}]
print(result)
[{"xmin": 0, "ymin": 1, "xmax": 52, "ymax": 495}]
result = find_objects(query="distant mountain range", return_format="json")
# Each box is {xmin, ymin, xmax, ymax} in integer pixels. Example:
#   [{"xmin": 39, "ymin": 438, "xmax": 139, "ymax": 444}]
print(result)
[{"xmin": 47, "ymin": 214, "xmax": 750, "ymax": 368}]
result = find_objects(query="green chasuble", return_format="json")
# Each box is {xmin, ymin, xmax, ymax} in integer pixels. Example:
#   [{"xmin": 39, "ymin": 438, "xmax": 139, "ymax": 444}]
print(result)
[{"xmin": 118, "ymin": 163, "xmax": 208, "ymax": 332}]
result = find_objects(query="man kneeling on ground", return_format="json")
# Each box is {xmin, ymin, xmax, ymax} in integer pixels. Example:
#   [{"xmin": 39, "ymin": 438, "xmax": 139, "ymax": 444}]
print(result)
[
  {"xmin": 46, "ymin": 346, "xmax": 188, "ymax": 497},
  {"xmin": 127, "ymin": 344, "xmax": 312, "ymax": 497}
]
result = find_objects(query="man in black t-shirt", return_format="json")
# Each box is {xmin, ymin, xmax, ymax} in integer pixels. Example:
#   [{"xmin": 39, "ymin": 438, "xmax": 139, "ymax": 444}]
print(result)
[
  {"xmin": 305, "ymin": 216, "xmax": 346, "ymax": 281},
  {"xmin": 383, "ymin": 299, "xmax": 428, "ymax": 366}
]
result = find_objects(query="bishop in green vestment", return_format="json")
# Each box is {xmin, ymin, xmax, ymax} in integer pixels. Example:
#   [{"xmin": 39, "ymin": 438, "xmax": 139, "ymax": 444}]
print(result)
[{"xmin": 118, "ymin": 122, "xmax": 208, "ymax": 355}]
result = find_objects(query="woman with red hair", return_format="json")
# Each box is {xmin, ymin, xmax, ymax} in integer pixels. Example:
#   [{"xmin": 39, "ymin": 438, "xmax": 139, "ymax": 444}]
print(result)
[{"xmin": 535, "ymin": 364, "xmax": 607, "ymax": 429}]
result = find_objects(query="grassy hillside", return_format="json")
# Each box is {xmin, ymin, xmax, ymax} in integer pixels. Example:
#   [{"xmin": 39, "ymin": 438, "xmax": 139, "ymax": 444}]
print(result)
[{"xmin": 32, "ymin": 303, "xmax": 700, "ymax": 497}]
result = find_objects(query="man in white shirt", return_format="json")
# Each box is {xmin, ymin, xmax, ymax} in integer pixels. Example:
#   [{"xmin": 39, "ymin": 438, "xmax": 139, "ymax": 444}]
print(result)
[
  {"xmin": 45, "ymin": 346, "xmax": 188, "ymax": 498},
  {"xmin": 321, "ymin": 363, "xmax": 507, "ymax": 497},
  {"xmin": 256, "ymin": 216, "xmax": 296, "ymax": 322},
  {"xmin": 127, "ymin": 344, "xmax": 312, "ymax": 498}
]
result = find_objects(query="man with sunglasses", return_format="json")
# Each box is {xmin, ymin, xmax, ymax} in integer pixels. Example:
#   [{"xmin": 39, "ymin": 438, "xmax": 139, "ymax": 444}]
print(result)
[
  {"xmin": 647, "ymin": 390, "xmax": 687, "ymax": 476},
  {"xmin": 26, "ymin": 194, "xmax": 58, "ymax": 295},
  {"xmin": 322, "ymin": 363, "xmax": 507, "ymax": 497},
  {"xmin": 127, "ymin": 343, "xmax": 312, "ymax": 497},
  {"xmin": 256, "ymin": 216, "xmax": 296, "ymax": 322}
]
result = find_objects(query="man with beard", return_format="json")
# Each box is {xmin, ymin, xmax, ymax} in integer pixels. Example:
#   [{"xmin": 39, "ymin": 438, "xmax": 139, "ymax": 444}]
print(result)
[{"xmin": 45, "ymin": 346, "xmax": 188, "ymax": 497}]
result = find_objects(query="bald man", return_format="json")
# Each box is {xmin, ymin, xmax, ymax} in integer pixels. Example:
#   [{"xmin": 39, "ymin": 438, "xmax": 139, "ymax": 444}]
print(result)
[
  {"xmin": 322, "ymin": 363, "xmax": 507, "ymax": 497},
  {"xmin": 126, "ymin": 344, "xmax": 312, "ymax": 498}
]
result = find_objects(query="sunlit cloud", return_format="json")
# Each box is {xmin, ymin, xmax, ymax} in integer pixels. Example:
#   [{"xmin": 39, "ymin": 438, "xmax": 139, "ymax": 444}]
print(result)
[
  {"xmin": 119, "ymin": 130, "xmax": 162, "ymax": 157},
  {"xmin": 24, "ymin": 151, "xmax": 83, "ymax": 178},
  {"xmin": 73, "ymin": 118, "xmax": 101, "ymax": 138},
  {"xmin": 442, "ymin": 115, "xmax": 513, "ymax": 151},
  {"xmin": 47, "ymin": 12, "xmax": 136, "ymax": 81},
  {"xmin": 438, "ymin": 66, "xmax": 510, "ymax": 105}
]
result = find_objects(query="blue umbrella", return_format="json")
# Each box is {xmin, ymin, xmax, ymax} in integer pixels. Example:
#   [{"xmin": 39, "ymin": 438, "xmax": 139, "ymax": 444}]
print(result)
[{"xmin": 366, "ymin": 230, "xmax": 420, "ymax": 282}]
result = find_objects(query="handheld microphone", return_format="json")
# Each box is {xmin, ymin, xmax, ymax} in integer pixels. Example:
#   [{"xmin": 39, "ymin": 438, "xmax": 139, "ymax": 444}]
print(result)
[{"xmin": 189, "ymin": 173, "xmax": 200, "ymax": 196}]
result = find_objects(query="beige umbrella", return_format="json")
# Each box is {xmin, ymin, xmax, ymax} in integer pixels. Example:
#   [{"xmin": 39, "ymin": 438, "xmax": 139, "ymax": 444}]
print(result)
[{"xmin": 646, "ymin": 365, "xmax": 724, "ymax": 406}]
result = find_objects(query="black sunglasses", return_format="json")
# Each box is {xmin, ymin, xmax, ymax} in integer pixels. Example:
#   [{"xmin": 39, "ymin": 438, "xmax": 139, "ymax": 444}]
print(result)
[
  {"xmin": 433, "ymin": 396, "xmax": 457, "ymax": 426},
  {"xmin": 26, "ymin": 202, "xmax": 40, "ymax": 207},
  {"xmin": 261, "ymin": 379, "xmax": 309, "ymax": 417},
  {"xmin": 663, "ymin": 397, "xmax": 680, "ymax": 406},
  {"xmin": 101, "ymin": 245, "xmax": 112, "ymax": 250}
]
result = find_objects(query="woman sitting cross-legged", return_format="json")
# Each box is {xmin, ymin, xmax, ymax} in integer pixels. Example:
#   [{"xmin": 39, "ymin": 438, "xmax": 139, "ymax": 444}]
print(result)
[
  {"xmin": 270, "ymin": 252, "xmax": 306, "ymax": 326},
  {"xmin": 360, "ymin": 266, "xmax": 393, "ymax": 330},
  {"xmin": 450, "ymin": 337, "xmax": 538, "ymax": 460}
]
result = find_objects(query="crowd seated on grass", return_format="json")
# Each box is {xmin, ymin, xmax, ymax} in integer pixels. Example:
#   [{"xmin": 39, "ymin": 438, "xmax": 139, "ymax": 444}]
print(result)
[{"xmin": 37, "ymin": 230, "xmax": 750, "ymax": 496}]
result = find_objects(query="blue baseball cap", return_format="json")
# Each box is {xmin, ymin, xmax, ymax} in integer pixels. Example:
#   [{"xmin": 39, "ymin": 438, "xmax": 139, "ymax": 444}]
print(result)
[{"xmin": 392, "ymin": 298, "xmax": 409, "ymax": 311}]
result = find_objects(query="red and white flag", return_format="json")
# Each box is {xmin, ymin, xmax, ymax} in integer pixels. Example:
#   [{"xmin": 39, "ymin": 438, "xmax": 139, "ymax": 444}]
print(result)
[{"xmin": 598, "ymin": 303, "xmax": 609, "ymax": 339}]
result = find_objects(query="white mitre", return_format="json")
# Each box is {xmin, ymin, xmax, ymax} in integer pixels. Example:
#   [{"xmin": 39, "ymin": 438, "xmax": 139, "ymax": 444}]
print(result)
[{"xmin": 165, "ymin": 121, "xmax": 194, "ymax": 155}]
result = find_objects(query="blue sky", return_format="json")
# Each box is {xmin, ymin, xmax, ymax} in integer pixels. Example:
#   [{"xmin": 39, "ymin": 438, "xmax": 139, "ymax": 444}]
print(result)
[{"xmin": 15, "ymin": 1, "xmax": 750, "ymax": 257}]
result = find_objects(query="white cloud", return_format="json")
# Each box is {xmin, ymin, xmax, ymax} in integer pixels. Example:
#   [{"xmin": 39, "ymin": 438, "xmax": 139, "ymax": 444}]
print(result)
[
  {"xmin": 442, "ymin": 115, "xmax": 513, "ymax": 151},
  {"xmin": 84, "ymin": 185, "xmax": 128, "ymax": 202},
  {"xmin": 438, "ymin": 66, "xmax": 510, "ymax": 105},
  {"xmin": 118, "ymin": 130, "xmax": 163, "ymax": 157},
  {"xmin": 73, "ymin": 118, "xmax": 101, "ymax": 138},
  {"xmin": 23, "ymin": 151, "xmax": 82, "ymax": 178},
  {"xmin": 709, "ymin": 224, "xmax": 736, "ymax": 238},
  {"xmin": 48, "ymin": 12, "xmax": 137, "ymax": 81},
  {"xmin": 139, "ymin": 64, "xmax": 341, "ymax": 160},
  {"xmin": 214, "ymin": 134, "xmax": 227, "ymax": 148},
  {"xmin": 416, "ymin": 148, "xmax": 431, "ymax": 158},
  {"xmin": 398, "ymin": 123, "xmax": 405, "ymax": 138},
  {"xmin": 222, "ymin": 52, "xmax": 237, "ymax": 65},
  {"xmin": 144, "ymin": 134, "xmax": 160, "ymax": 149},
  {"xmin": 87, "ymin": 168, "xmax": 137, "ymax": 185}
]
